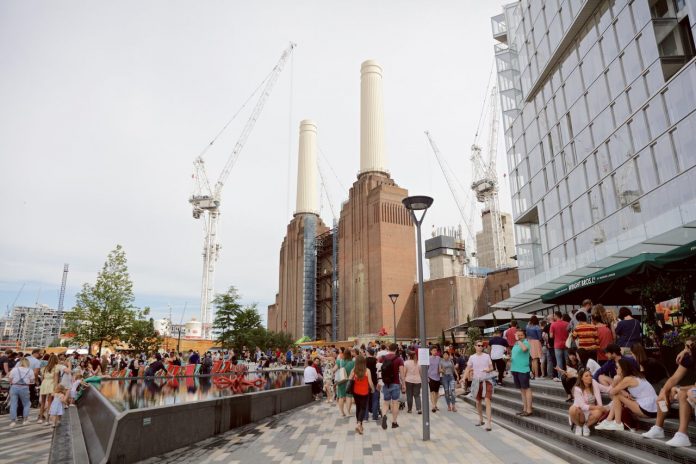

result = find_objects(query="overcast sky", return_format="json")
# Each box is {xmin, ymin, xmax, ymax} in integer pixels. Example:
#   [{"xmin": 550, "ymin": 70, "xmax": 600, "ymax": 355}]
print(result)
[{"xmin": 0, "ymin": 0, "xmax": 511, "ymax": 325}]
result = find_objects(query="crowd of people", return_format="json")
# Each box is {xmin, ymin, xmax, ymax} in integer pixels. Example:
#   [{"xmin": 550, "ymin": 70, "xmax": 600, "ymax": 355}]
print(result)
[
  {"xmin": 298, "ymin": 300, "xmax": 695, "ymax": 449},
  {"xmin": 3, "ymin": 302, "xmax": 694, "ymax": 452}
]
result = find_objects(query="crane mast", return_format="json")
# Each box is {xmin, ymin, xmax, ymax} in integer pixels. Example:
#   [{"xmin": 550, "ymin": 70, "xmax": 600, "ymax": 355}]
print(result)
[
  {"xmin": 471, "ymin": 85, "xmax": 506, "ymax": 269},
  {"xmin": 190, "ymin": 43, "xmax": 296, "ymax": 337}
]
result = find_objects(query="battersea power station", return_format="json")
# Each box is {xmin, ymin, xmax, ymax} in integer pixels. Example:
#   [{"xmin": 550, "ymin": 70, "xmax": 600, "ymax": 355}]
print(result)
[{"xmin": 267, "ymin": 60, "xmax": 518, "ymax": 342}]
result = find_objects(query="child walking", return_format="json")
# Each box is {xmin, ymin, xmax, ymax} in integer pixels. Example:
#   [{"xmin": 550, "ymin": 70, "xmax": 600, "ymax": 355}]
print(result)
[{"xmin": 49, "ymin": 384, "xmax": 67, "ymax": 427}]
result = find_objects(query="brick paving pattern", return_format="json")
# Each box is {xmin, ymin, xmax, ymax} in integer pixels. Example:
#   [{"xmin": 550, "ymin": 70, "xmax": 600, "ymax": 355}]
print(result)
[
  {"xmin": 0, "ymin": 410, "xmax": 53, "ymax": 464},
  {"xmin": 141, "ymin": 399, "xmax": 567, "ymax": 463}
]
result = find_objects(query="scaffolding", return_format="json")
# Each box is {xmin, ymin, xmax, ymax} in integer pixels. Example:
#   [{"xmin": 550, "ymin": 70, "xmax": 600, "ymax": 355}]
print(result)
[{"xmin": 315, "ymin": 223, "xmax": 339, "ymax": 341}]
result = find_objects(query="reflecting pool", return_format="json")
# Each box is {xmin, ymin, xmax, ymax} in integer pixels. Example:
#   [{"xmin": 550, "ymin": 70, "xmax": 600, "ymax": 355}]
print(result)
[{"xmin": 96, "ymin": 370, "xmax": 305, "ymax": 411}]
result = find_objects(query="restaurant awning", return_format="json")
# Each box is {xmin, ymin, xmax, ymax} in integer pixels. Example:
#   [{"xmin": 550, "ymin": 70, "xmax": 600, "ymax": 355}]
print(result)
[{"xmin": 541, "ymin": 241, "xmax": 696, "ymax": 305}]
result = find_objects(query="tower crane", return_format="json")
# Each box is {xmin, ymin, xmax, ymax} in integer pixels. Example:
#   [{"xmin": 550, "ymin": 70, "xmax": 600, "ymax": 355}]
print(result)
[
  {"xmin": 470, "ymin": 85, "xmax": 507, "ymax": 269},
  {"xmin": 424, "ymin": 131, "xmax": 478, "ymax": 270},
  {"xmin": 190, "ymin": 43, "xmax": 296, "ymax": 337}
]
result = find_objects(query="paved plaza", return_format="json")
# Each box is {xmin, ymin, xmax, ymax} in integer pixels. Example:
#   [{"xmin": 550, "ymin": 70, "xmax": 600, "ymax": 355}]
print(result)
[
  {"xmin": 0, "ymin": 412, "xmax": 53, "ymax": 464},
  {"xmin": 142, "ymin": 398, "xmax": 567, "ymax": 464}
]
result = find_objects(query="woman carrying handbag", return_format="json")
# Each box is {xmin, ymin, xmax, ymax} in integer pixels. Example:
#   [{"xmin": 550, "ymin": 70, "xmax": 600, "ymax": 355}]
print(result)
[{"xmin": 348, "ymin": 355, "xmax": 375, "ymax": 435}]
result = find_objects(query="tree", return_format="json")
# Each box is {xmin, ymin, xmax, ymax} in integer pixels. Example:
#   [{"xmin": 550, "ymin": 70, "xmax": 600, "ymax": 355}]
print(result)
[
  {"xmin": 212, "ymin": 286, "xmax": 244, "ymax": 349},
  {"xmin": 125, "ymin": 308, "xmax": 161, "ymax": 355},
  {"xmin": 65, "ymin": 245, "xmax": 137, "ymax": 355},
  {"xmin": 229, "ymin": 304, "xmax": 263, "ymax": 351}
]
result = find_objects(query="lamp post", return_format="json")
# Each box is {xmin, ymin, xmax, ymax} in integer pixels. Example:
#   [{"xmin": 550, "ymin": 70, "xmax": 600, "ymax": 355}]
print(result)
[
  {"xmin": 402, "ymin": 194, "xmax": 433, "ymax": 442},
  {"xmin": 388, "ymin": 293, "xmax": 399, "ymax": 343}
]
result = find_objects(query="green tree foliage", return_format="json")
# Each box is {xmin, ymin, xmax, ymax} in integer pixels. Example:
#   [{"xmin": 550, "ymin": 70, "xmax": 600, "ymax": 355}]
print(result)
[
  {"xmin": 212, "ymin": 287, "xmax": 295, "ymax": 352},
  {"xmin": 65, "ymin": 245, "xmax": 137, "ymax": 355},
  {"xmin": 212, "ymin": 286, "xmax": 244, "ymax": 350},
  {"xmin": 125, "ymin": 309, "xmax": 162, "ymax": 354}
]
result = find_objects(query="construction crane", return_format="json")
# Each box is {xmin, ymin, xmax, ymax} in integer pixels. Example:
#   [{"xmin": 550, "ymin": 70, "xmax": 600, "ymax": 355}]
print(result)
[
  {"xmin": 470, "ymin": 85, "xmax": 506, "ymax": 269},
  {"xmin": 58, "ymin": 264, "xmax": 69, "ymax": 311},
  {"xmin": 424, "ymin": 131, "xmax": 477, "ymax": 269},
  {"xmin": 190, "ymin": 43, "xmax": 296, "ymax": 336}
]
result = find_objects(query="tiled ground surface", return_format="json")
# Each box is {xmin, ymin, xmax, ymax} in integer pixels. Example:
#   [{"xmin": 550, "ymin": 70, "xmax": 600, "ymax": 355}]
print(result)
[
  {"xmin": 0, "ymin": 408, "xmax": 53, "ymax": 464},
  {"xmin": 141, "ymin": 397, "xmax": 568, "ymax": 464}
]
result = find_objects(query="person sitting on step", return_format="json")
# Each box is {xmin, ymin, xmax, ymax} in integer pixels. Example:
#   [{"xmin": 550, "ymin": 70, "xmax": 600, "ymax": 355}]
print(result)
[
  {"xmin": 642, "ymin": 337, "xmax": 696, "ymax": 448},
  {"xmin": 595, "ymin": 358, "xmax": 657, "ymax": 431},
  {"xmin": 568, "ymin": 368, "xmax": 604, "ymax": 437}
]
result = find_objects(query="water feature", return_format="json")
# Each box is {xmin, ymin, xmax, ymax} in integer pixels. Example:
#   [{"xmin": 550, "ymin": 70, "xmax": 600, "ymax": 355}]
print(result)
[{"xmin": 96, "ymin": 370, "xmax": 305, "ymax": 411}]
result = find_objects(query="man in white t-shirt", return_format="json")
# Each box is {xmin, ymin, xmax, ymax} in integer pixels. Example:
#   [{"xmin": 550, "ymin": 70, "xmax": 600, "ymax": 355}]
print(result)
[{"xmin": 465, "ymin": 341, "xmax": 495, "ymax": 431}]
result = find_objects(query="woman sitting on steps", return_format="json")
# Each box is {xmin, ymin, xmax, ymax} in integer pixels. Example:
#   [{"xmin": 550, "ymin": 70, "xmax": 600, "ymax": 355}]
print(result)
[
  {"xmin": 595, "ymin": 358, "xmax": 657, "ymax": 431},
  {"xmin": 568, "ymin": 368, "xmax": 604, "ymax": 437}
]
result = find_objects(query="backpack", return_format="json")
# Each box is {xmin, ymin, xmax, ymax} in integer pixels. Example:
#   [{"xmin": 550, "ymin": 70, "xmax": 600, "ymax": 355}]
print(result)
[{"xmin": 381, "ymin": 356, "xmax": 396, "ymax": 385}]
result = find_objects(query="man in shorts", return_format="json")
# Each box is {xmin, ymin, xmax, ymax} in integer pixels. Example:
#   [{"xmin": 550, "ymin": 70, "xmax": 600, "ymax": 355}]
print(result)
[
  {"xmin": 511, "ymin": 329, "xmax": 533, "ymax": 416},
  {"xmin": 380, "ymin": 343, "xmax": 405, "ymax": 430}
]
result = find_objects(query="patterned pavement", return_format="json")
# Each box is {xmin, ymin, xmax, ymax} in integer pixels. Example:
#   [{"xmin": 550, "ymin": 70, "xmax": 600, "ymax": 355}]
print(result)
[
  {"xmin": 0, "ymin": 408, "xmax": 53, "ymax": 464},
  {"xmin": 141, "ymin": 396, "xmax": 568, "ymax": 464}
]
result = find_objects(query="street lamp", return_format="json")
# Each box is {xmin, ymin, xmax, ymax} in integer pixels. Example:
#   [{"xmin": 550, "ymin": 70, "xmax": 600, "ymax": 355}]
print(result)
[
  {"xmin": 402, "ymin": 194, "xmax": 433, "ymax": 442},
  {"xmin": 388, "ymin": 293, "xmax": 399, "ymax": 343}
]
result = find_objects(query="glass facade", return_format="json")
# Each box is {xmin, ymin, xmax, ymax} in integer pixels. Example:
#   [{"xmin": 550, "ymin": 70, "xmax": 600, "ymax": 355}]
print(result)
[{"xmin": 493, "ymin": 0, "xmax": 696, "ymax": 299}]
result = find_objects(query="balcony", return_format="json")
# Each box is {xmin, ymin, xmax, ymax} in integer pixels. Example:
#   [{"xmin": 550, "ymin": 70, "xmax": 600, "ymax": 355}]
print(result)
[{"xmin": 491, "ymin": 13, "xmax": 507, "ymax": 42}]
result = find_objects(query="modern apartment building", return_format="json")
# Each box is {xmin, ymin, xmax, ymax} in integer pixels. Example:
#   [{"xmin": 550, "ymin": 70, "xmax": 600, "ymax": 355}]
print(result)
[
  {"xmin": 1, "ymin": 305, "xmax": 65, "ymax": 349},
  {"xmin": 491, "ymin": 0, "xmax": 696, "ymax": 311}
]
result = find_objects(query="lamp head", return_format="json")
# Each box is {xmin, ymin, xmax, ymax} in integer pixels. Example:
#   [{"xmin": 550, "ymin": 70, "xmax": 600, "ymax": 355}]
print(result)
[
  {"xmin": 402, "ymin": 195, "xmax": 433, "ymax": 211},
  {"xmin": 388, "ymin": 293, "xmax": 399, "ymax": 304}
]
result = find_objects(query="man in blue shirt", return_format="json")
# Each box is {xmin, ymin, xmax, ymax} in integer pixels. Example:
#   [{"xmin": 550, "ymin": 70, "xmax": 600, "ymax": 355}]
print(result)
[{"xmin": 593, "ymin": 343, "xmax": 639, "ymax": 391}]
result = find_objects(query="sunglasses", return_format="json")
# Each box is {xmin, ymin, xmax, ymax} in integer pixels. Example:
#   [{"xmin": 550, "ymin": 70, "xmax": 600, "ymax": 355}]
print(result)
[{"xmin": 475, "ymin": 345, "xmax": 483, "ymax": 347}]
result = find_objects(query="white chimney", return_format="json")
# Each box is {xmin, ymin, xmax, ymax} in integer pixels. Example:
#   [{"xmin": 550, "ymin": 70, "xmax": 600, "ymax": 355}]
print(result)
[
  {"xmin": 360, "ymin": 60, "xmax": 387, "ymax": 175},
  {"xmin": 295, "ymin": 119, "xmax": 318, "ymax": 215}
]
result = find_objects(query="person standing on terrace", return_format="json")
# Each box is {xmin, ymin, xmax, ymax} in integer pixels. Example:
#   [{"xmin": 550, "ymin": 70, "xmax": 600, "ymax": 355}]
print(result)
[
  {"xmin": 526, "ymin": 316, "xmax": 543, "ymax": 379},
  {"xmin": 572, "ymin": 312, "xmax": 599, "ymax": 360},
  {"xmin": 549, "ymin": 311, "xmax": 570, "ymax": 375}
]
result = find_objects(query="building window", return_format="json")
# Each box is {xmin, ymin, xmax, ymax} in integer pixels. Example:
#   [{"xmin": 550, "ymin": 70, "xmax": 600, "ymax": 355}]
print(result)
[{"xmin": 649, "ymin": 0, "xmax": 696, "ymax": 80}]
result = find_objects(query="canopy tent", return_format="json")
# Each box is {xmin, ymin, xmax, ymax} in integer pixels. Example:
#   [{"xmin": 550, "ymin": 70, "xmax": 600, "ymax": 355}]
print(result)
[
  {"xmin": 541, "ymin": 240, "xmax": 696, "ymax": 306},
  {"xmin": 447, "ymin": 310, "xmax": 533, "ymax": 331}
]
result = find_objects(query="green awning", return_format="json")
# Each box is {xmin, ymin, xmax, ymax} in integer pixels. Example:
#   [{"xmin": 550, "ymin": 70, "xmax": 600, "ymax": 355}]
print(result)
[
  {"xmin": 541, "ymin": 253, "xmax": 661, "ymax": 305},
  {"xmin": 656, "ymin": 239, "xmax": 696, "ymax": 267}
]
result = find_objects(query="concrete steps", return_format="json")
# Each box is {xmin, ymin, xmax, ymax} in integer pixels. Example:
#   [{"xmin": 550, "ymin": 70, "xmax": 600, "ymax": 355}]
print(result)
[{"xmin": 459, "ymin": 378, "xmax": 696, "ymax": 464}]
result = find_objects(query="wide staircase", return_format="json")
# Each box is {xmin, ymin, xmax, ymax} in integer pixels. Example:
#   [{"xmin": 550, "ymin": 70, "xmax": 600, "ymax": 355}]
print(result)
[{"xmin": 460, "ymin": 378, "xmax": 696, "ymax": 464}]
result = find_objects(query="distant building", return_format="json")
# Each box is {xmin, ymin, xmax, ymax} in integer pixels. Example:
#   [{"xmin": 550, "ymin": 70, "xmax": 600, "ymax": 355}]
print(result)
[
  {"xmin": 1, "ymin": 305, "xmax": 64, "ymax": 349},
  {"xmin": 476, "ymin": 211, "xmax": 516, "ymax": 270}
]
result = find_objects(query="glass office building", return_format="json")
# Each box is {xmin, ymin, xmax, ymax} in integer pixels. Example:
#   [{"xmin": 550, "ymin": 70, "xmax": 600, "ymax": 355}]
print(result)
[{"xmin": 492, "ymin": 0, "xmax": 696, "ymax": 310}]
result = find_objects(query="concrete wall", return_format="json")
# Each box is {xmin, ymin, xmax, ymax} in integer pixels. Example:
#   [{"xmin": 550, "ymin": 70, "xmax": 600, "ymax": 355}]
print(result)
[{"xmin": 78, "ymin": 382, "xmax": 313, "ymax": 464}]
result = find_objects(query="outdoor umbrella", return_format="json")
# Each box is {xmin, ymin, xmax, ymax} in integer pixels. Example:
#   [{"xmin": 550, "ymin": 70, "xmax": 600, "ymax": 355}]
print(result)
[{"xmin": 451, "ymin": 310, "xmax": 532, "ymax": 329}]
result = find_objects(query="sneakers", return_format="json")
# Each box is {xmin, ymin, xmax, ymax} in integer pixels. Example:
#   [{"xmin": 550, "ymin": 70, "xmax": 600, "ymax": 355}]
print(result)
[
  {"xmin": 575, "ymin": 425, "xmax": 583, "ymax": 436},
  {"xmin": 9, "ymin": 421, "xmax": 16, "ymax": 427},
  {"xmin": 381, "ymin": 415, "xmax": 388, "ymax": 430},
  {"xmin": 582, "ymin": 425, "xmax": 590, "ymax": 437},
  {"xmin": 391, "ymin": 422, "xmax": 399, "ymax": 429},
  {"xmin": 641, "ymin": 426, "xmax": 665, "ymax": 439},
  {"xmin": 552, "ymin": 378, "xmax": 561, "ymax": 382},
  {"xmin": 595, "ymin": 420, "xmax": 625, "ymax": 431},
  {"xmin": 36, "ymin": 419, "xmax": 44, "ymax": 425},
  {"xmin": 665, "ymin": 432, "xmax": 692, "ymax": 448}
]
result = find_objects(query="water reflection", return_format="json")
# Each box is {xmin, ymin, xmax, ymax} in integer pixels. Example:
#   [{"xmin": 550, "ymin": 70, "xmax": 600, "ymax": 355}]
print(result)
[{"xmin": 97, "ymin": 370, "xmax": 304, "ymax": 411}]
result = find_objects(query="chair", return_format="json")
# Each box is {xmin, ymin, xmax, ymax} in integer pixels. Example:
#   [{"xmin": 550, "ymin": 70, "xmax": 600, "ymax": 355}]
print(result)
[
  {"xmin": 184, "ymin": 364, "xmax": 196, "ymax": 376},
  {"xmin": 166, "ymin": 365, "xmax": 175, "ymax": 376},
  {"xmin": 194, "ymin": 364, "xmax": 201, "ymax": 376},
  {"xmin": 211, "ymin": 360, "xmax": 223, "ymax": 374},
  {"xmin": 170, "ymin": 365, "xmax": 182, "ymax": 377}
]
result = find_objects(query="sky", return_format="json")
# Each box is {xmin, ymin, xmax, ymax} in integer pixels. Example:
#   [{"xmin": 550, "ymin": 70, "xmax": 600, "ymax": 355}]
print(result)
[{"xmin": 0, "ymin": 0, "xmax": 511, "ymax": 326}]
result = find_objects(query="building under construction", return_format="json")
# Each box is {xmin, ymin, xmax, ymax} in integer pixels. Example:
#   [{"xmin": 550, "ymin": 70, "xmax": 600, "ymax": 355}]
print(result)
[{"xmin": 268, "ymin": 60, "xmax": 518, "ymax": 342}]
